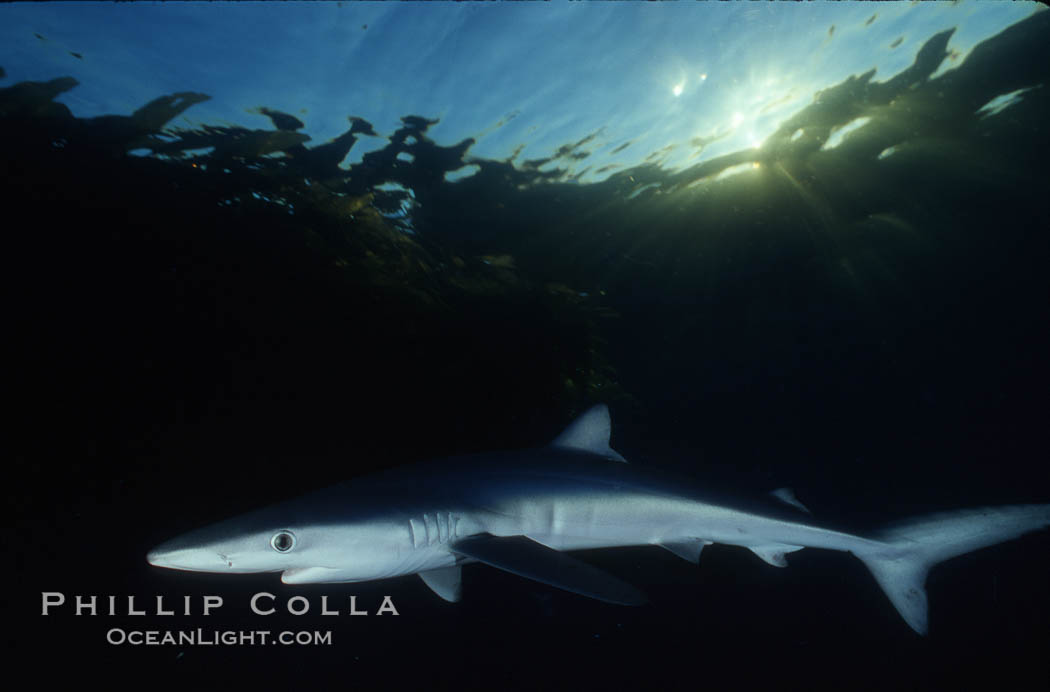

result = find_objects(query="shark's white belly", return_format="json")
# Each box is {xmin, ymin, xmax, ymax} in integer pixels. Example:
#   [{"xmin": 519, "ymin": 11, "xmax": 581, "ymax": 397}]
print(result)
[{"xmin": 471, "ymin": 490, "xmax": 877, "ymax": 555}]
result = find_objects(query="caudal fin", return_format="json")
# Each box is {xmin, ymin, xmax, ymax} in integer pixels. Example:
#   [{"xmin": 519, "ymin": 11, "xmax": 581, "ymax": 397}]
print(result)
[{"xmin": 855, "ymin": 504, "xmax": 1050, "ymax": 635}]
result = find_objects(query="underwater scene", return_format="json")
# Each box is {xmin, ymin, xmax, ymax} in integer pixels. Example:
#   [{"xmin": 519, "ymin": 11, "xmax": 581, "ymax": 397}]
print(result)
[{"xmin": 8, "ymin": 2, "xmax": 1050, "ymax": 689}]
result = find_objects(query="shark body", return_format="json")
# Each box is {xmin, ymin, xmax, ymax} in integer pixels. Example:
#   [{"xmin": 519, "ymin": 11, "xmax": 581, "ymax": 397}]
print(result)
[{"xmin": 148, "ymin": 405, "xmax": 1050, "ymax": 634}]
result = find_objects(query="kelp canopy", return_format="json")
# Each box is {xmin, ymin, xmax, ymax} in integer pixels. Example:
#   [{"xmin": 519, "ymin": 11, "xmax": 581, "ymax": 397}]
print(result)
[
  {"xmin": 3, "ymin": 77, "xmax": 623, "ymax": 512},
  {"xmin": 5, "ymin": 10, "xmax": 1049, "ymax": 510}
]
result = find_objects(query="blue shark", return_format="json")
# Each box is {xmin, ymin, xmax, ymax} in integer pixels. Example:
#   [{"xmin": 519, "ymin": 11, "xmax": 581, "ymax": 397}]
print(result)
[{"xmin": 147, "ymin": 405, "xmax": 1050, "ymax": 634}]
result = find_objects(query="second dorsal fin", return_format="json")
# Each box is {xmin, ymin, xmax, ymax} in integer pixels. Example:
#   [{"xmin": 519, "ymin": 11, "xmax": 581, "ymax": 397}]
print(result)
[{"xmin": 770, "ymin": 487, "xmax": 811, "ymax": 514}]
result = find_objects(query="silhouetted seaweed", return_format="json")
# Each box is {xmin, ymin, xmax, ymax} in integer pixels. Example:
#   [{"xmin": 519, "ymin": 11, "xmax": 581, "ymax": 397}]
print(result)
[{"xmin": 5, "ymin": 10, "xmax": 1048, "ymax": 519}]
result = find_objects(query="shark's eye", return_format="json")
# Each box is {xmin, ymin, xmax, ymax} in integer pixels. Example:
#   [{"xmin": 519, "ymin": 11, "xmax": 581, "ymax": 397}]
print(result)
[{"xmin": 270, "ymin": 531, "xmax": 296, "ymax": 553}]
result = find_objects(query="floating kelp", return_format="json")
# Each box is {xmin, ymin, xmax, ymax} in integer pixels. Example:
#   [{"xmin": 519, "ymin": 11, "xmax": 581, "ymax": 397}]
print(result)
[
  {"xmin": 5, "ymin": 8, "xmax": 1047, "ymax": 513},
  {"xmin": 2, "ymin": 72, "xmax": 622, "ymax": 501}
]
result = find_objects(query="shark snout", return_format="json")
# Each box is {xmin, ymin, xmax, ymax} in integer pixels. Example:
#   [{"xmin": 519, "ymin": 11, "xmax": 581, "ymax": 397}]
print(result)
[{"xmin": 147, "ymin": 540, "xmax": 232, "ymax": 572}]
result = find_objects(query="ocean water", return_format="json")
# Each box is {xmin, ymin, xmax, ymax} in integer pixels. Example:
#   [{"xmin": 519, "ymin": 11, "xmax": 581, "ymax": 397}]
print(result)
[{"xmin": 7, "ymin": 3, "xmax": 1049, "ymax": 689}]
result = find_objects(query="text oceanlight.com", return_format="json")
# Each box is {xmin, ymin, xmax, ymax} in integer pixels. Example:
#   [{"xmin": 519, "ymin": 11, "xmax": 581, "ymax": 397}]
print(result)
[
  {"xmin": 106, "ymin": 628, "xmax": 332, "ymax": 646},
  {"xmin": 41, "ymin": 592, "xmax": 400, "ymax": 647}
]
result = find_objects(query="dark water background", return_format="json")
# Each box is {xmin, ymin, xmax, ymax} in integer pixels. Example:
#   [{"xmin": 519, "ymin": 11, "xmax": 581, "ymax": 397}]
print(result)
[{"xmin": 8, "ymin": 10, "xmax": 1050, "ymax": 690}]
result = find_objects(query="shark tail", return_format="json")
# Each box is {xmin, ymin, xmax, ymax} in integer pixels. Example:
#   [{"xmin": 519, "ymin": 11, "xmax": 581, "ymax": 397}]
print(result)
[{"xmin": 855, "ymin": 503, "xmax": 1050, "ymax": 635}]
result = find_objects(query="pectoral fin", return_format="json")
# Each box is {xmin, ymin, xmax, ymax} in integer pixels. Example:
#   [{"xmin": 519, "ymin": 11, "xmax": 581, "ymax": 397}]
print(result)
[
  {"xmin": 281, "ymin": 567, "xmax": 349, "ymax": 583},
  {"xmin": 452, "ymin": 534, "xmax": 647, "ymax": 606},
  {"xmin": 418, "ymin": 566, "xmax": 462, "ymax": 602}
]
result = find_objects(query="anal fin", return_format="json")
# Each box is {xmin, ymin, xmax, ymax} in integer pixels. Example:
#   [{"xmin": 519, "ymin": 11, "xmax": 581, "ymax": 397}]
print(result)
[{"xmin": 749, "ymin": 543, "xmax": 804, "ymax": 568}]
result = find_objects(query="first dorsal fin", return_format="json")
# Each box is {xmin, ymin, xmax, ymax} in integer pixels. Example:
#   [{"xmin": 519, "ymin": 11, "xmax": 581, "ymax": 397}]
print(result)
[{"xmin": 551, "ymin": 404, "xmax": 627, "ymax": 462}]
